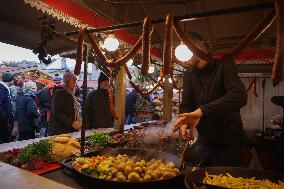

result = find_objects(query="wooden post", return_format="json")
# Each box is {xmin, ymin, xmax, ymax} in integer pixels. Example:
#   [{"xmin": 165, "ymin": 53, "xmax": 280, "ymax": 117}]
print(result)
[
  {"xmin": 114, "ymin": 66, "xmax": 126, "ymax": 131},
  {"xmin": 80, "ymin": 45, "xmax": 88, "ymax": 155},
  {"xmin": 163, "ymin": 78, "xmax": 173, "ymax": 121}
]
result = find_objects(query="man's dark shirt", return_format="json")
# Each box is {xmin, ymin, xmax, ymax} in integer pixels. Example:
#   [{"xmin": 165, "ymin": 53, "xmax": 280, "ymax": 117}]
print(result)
[{"xmin": 180, "ymin": 61, "xmax": 247, "ymax": 149}]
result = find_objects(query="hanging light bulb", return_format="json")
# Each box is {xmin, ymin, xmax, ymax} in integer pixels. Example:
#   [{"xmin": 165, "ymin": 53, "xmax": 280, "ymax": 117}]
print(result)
[
  {"xmin": 175, "ymin": 42, "xmax": 193, "ymax": 62},
  {"xmin": 102, "ymin": 34, "xmax": 119, "ymax": 51},
  {"xmin": 168, "ymin": 77, "xmax": 173, "ymax": 84},
  {"xmin": 148, "ymin": 65, "xmax": 155, "ymax": 73},
  {"xmin": 126, "ymin": 59, "xmax": 133, "ymax": 67}
]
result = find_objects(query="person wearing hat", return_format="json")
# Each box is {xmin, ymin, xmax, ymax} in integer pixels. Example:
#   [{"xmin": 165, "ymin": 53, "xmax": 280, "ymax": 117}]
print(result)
[
  {"xmin": 49, "ymin": 72, "xmax": 81, "ymax": 135},
  {"xmin": 0, "ymin": 72, "xmax": 14, "ymax": 143},
  {"xmin": 37, "ymin": 73, "xmax": 63, "ymax": 136},
  {"xmin": 86, "ymin": 72, "xmax": 113, "ymax": 129}
]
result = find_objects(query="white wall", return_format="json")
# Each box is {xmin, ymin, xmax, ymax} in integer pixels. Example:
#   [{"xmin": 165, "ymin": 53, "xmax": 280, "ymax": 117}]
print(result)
[{"xmin": 240, "ymin": 77, "xmax": 284, "ymax": 131}]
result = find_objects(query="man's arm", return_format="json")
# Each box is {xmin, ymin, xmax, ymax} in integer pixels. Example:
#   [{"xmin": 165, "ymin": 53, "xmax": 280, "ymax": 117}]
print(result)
[
  {"xmin": 200, "ymin": 61, "xmax": 247, "ymax": 116},
  {"xmin": 179, "ymin": 70, "xmax": 195, "ymax": 114}
]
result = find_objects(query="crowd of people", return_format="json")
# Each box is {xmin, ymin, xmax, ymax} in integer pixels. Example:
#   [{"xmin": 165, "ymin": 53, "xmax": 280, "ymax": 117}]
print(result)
[
  {"xmin": 0, "ymin": 69, "xmax": 157, "ymax": 144},
  {"xmin": 0, "ymin": 71, "xmax": 115, "ymax": 143}
]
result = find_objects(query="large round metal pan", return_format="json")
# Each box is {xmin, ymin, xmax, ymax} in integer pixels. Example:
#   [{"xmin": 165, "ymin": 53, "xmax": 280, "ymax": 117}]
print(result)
[
  {"xmin": 185, "ymin": 167, "xmax": 284, "ymax": 189},
  {"xmin": 61, "ymin": 148, "xmax": 186, "ymax": 189}
]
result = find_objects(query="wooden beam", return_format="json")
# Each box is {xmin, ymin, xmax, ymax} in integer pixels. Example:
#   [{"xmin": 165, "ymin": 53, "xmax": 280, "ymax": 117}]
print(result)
[
  {"xmin": 114, "ymin": 66, "xmax": 126, "ymax": 131},
  {"xmin": 162, "ymin": 78, "xmax": 173, "ymax": 121}
]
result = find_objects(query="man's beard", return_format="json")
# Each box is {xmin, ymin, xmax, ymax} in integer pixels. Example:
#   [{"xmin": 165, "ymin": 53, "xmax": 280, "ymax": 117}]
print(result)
[{"xmin": 191, "ymin": 59, "xmax": 200, "ymax": 68}]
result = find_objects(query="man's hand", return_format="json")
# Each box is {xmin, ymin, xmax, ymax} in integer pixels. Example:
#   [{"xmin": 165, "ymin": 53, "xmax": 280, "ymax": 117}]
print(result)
[
  {"xmin": 72, "ymin": 121, "xmax": 81, "ymax": 130},
  {"xmin": 173, "ymin": 108, "xmax": 203, "ymax": 139}
]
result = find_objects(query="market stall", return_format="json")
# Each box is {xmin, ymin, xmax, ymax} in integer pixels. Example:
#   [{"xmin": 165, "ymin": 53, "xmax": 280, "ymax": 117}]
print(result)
[{"xmin": 0, "ymin": 0, "xmax": 284, "ymax": 188}]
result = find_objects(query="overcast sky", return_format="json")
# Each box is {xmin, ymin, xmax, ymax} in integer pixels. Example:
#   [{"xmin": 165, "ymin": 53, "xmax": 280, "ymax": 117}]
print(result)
[
  {"xmin": 0, "ymin": 42, "xmax": 40, "ymax": 62},
  {"xmin": 0, "ymin": 42, "xmax": 94, "ymax": 73}
]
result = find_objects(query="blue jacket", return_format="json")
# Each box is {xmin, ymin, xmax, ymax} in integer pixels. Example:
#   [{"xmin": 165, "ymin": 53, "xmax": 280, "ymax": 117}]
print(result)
[
  {"xmin": 15, "ymin": 94, "xmax": 40, "ymax": 132},
  {"xmin": 0, "ymin": 83, "xmax": 13, "ymax": 120},
  {"xmin": 125, "ymin": 90, "xmax": 138, "ymax": 115}
]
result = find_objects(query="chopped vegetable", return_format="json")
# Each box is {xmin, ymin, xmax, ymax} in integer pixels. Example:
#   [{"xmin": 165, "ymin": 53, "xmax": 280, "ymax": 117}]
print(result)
[
  {"xmin": 74, "ymin": 154, "xmax": 179, "ymax": 182},
  {"xmin": 89, "ymin": 132, "xmax": 114, "ymax": 146}
]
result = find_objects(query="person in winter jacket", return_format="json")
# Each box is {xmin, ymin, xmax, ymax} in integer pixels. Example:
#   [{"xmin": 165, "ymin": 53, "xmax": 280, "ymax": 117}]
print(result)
[
  {"xmin": 173, "ymin": 32, "xmax": 247, "ymax": 167},
  {"xmin": 37, "ymin": 74, "xmax": 63, "ymax": 136},
  {"xmin": 49, "ymin": 72, "xmax": 81, "ymax": 135},
  {"xmin": 86, "ymin": 72, "xmax": 113, "ymax": 129},
  {"xmin": 9, "ymin": 75, "xmax": 25, "ymax": 141},
  {"xmin": 125, "ymin": 89, "xmax": 138, "ymax": 125},
  {"xmin": 15, "ymin": 81, "xmax": 40, "ymax": 140},
  {"xmin": 0, "ymin": 73, "xmax": 14, "ymax": 143}
]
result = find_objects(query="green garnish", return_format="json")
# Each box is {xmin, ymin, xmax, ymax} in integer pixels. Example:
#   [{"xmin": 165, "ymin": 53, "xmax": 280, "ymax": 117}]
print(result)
[
  {"xmin": 89, "ymin": 132, "xmax": 114, "ymax": 146},
  {"xmin": 17, "ymin": 140, "xmax": 53, "ymax": 163}
]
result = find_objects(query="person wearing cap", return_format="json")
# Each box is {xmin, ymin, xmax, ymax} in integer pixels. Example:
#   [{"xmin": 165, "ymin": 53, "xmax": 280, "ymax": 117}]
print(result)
[
  {"xmin": 0, "ymin": 73, "xmax": 14, "ymax": 143},
  {"xmin": 86, "ymin": 72, "xmax": 113, "ymax": 129},
  {"xmin": 49, "ymin": 72, "xmax": 81, "ymax": 135}
]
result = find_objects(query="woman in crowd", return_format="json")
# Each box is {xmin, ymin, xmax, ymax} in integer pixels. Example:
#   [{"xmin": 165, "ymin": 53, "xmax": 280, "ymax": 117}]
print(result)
[
  {"xmin": 15, "ymin": 81, "xmax": 40, "ymax": 140},
  {"xmin": 49, "ymin": 72, "xmax": 81, "ymax": 135}
]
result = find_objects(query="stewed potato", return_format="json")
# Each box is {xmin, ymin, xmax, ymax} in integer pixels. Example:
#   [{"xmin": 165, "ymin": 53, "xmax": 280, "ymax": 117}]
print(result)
[
  {"xmin": 124, "ymin": 165, "xmax": 133, "ymax": 176},
  {"xmin": 74, "ymin": 154, "xmax": 179, "ymax": 182}
]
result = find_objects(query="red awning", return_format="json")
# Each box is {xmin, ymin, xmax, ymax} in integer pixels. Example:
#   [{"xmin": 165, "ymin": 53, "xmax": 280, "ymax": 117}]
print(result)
[
  {"xmin": 214, "ymin": 48, "xmax": 275, "ymax": 61},
  {"xmin": 24, "ymin": 0, "xmax": 274, "ymax": 63}
]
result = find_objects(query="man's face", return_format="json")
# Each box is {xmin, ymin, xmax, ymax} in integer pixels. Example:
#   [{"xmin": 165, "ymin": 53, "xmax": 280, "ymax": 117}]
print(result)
[
  {"xmin": 14, "ymin": 76, "xmax": 24, "ymax": 86},
  {"xmin": 188, "ymin": 44, "xmax": 208, "ymax": 69},
  {"xmin": 8, "ymin": 80, "xmax": 14, "ymax": 87},
  {"xmin": 100, "ymin": 80, "xmax": 109, "ymax": 90},
  {"xmin": 54, "ymin": 81, "xmax": 62, "ymax": 86},
  {"xmin": 29, "ymin": 86, "xmax": 37, "ymax": 94}
]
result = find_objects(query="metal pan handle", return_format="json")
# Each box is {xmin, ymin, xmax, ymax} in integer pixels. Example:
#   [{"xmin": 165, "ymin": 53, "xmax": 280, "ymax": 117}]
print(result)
[{"xmin": 61, "ymin": 158, "xmax": 74, "ymax": 172}]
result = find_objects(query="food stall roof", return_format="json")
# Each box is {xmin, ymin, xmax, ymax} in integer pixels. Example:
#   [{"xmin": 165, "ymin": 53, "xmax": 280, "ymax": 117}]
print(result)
[
  {"xmin": 0, "ymin": 0, "xmax": 276, "ymax": 70},
  {"xmin": 0, "ymin": 0, "xmax": 78, "ymax": 55},
  {"xmin": 71, "ymin": 0, "xmax": 275, "ymax": 51}
]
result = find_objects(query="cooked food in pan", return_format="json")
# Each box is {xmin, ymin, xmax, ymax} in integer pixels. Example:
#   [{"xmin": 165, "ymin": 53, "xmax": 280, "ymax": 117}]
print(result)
[
  {"xmin": 73, "ymin": 154, "xmax": 180, "ymax": 182},
  {"xmin": 203, "ymin": 172, "xmax": 284, "ymax": 189}
]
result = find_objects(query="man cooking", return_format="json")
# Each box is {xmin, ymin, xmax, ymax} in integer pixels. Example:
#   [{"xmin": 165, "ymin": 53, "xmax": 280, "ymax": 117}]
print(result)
[{"xmin": 173, "ymin": 32, "xmax": 247, "ymax": 167}]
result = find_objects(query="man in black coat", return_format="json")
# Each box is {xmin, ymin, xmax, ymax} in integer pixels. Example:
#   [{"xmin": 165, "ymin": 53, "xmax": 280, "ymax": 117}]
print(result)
[
  {"xmin": 173, "ymin": 32, "xmax": 247, "ymax": 167},
  {"xmin": 86, "ymin": 72, "xmax": 113, "ymax": 129},
  {"xmin": 0, "ymin": 73, "xmax": 14, "ymax": 143}
]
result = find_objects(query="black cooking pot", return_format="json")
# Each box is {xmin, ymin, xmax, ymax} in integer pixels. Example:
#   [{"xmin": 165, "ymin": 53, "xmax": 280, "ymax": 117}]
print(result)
[
  {"xmin": 61, "ymin": 148, "xmax": 186, "ymax": 189},
  {"xmin": 184, "ymin": 167, "xmax": 284, "ymax": 189}
]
